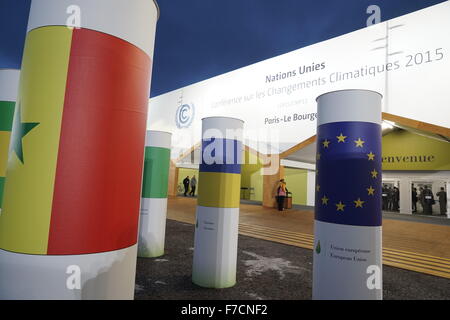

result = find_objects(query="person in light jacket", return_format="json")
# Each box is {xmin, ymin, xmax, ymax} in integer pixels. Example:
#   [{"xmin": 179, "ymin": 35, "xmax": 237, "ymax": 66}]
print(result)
[
  {"xmin": 189, "ymin": 175, "xmax": 197, "ymax": 196},
  {"xmin": 276, "ymin": 179, "xmax": 288, "ymax": 211}
]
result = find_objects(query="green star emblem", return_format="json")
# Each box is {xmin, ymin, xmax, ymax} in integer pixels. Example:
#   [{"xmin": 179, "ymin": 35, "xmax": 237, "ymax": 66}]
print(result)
[{"xmin": 10, "ymin": 103, "xmax": 39, "ymax": 164}]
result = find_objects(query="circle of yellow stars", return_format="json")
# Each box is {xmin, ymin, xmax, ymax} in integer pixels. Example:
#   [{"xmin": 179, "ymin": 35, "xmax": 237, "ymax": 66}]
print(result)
[{"xmin": 316, "ymin": 133, "xmax": 379, "ymax": 213}]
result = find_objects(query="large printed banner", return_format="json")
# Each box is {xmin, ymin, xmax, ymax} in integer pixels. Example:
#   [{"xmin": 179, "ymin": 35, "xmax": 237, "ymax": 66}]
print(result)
[{"xmin": 148, "ymin": 2, "xmax": 449, "ymax": 159}]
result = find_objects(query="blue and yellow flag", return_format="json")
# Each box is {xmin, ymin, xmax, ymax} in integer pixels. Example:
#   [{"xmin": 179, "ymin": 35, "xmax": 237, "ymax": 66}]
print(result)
[
  {"xmin": 198, "ymin": 137, "xmax": 242, "ymax": 208},
  {"xmin": 315, "ymin": 121, "xmax": 382, "ymax": 227}
]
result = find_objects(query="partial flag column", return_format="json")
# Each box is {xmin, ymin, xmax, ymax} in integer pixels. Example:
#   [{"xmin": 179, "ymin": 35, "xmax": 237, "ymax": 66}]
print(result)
[
  {"xmin": 192, "ymin": 117, "xmax": 244, "ymax": 288},
  {"xmin": 0, "ymin": 69, "xmax": 20, "ymax": 213},
  {"xmin": 138, "ymin": 131, "xmax": 172, "ymax": 258},
  {"xmin": 0, "ymin": 0, "xmax": 159, "ymax": 299},
  {"xmin": 312, "ymin": 89, "xmax": 383, "ymax": 300}
]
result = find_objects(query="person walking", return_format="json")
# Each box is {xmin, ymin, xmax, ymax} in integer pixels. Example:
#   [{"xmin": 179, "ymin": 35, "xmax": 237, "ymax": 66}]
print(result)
[
  {"xmin": 276, "ymin": 179, "xmax": 288, "ymax": 211},
  {"xmin": 436, "ymin": 187, "xmax": 447, "ymax": 216},
  {"xmin": 189, "ymin": 175, "xmax": 197, "ymax": 196},
  {"xmin": 183, "ymin": 176, "xmax": 190, "ymax": 197}
]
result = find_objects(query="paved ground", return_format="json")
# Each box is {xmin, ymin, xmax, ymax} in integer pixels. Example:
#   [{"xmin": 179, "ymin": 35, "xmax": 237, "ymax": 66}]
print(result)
[
  {"xmin": 382, "ymin": 211, "xmax": 450, "ymax": 226},
  {"xmin": 230, "ymin": 199, "xmax": 450, "ymax": 226},
  {"xmin": 134, "ymin": 219, "xmax": 450, "ymax": 300},
  {"xmin": 245, "ymin": 199, "xmax": 450, "ymax": 226},
  {"xmin": 168, "ymin": 197, "xmax": 450, "ymax": 259}
]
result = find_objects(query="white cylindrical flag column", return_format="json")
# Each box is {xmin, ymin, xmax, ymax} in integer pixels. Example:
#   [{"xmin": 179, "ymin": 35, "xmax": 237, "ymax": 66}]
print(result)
[
  {"xmin": 0, "ymin": 69, "xmax": 20, "ymax": 214},
  {"xmin": 313, "ymin": 89, "xmax": 383, "ymax": 300},
  {"xmin": 192, "ymin": 117, "xmax": 244, "ymax": 288},
  {"xmin": 138, "ymin": 131, "xmax": 172, "ymax": 258},
  {"xmin": 0, "ymin": 0, "xmax": 159, "ymax": 299}
]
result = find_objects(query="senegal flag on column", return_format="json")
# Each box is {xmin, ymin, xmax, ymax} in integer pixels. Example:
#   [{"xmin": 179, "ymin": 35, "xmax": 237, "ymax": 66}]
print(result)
[
  {"xmin": 0, "ymin": 70, "xmax": 20, "ymax": 212},
  {"xmin": 0, "ymin": 0, "xmax": 159, "ymax": 299}
]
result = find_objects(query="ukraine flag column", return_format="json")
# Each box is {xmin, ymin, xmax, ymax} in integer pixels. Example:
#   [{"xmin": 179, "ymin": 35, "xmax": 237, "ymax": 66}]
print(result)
[
  {"xmin": 192, "ymin": 117, "xmax": 244, "ymax": 288},
  {"xmin": 138, "ymin": 131, "xmax": 172, "ymax": 258},
  {"xmin": 0, "ymin": 69, "xmax": 20, "ymax": 213},
  {"xmin": 0, "ymin": 0, "xmax": 159, "ymax": 299},
  {"xmin": 313, "ymin": 89, "xmax": 383, "ymax": 300}
]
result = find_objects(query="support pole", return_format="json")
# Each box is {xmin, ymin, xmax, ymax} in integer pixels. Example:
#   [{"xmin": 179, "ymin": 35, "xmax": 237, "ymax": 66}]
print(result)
[
  {"xmin": 192, "ymin": 117, "xmax": 244, "ymax": 288},
  {"xmin": 313, "ymin": 89, "xmax": 383, "ymax": 300},
  {"xmin": 0, "ymin": 0, "xmax": 159, "ymax": 299},
  {"xmin": 138, "ymin": 131, "xmax": 172, "ymax": 258}
]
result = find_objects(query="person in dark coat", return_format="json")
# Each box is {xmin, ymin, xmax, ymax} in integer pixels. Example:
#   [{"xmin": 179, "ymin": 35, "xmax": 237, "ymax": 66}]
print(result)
[
  {"xmin": 382, "ymin": 185, "xmax": 388, "ymax": 211},
  {"xmin": 387, "ymin": 187, "xmax": 394, "ymax": 211},
  {"xmin": 393, "ymin": 187, "xmax": 400, "ymax": 212},
  {"xmin": 436, "ymin": 187, "xmax": 447, "ymax": 216},
  {"xmin": 183, "ymin": 176, "xmax": 190, "ymax": 197},
  {"xmin": 422, "ymin": 186, "xmax": 434, "ymax": 215},
  {"xmin": 412, "ymin": 187, "xmax": 418, "ymax": 213}
]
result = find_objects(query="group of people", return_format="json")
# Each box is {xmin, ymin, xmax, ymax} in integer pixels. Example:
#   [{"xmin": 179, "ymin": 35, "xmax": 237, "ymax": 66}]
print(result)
[
  {"xmin": 182, "ymin": 175, "xmax": 197, "ymax": 197},
  {"xmin": 412, "ymin": 186, "xmax": 447, "ymax": 216},
  {"xmin": 179, "ymin": 175, "xmax": 447, "ymax": 216},
  {"xmin": 382, "ymin": 185, "xmax": 400, "ymax": 212},
  {"xmin": 382, "ymin": 184, "xmax": 447, "ymax": 216}
]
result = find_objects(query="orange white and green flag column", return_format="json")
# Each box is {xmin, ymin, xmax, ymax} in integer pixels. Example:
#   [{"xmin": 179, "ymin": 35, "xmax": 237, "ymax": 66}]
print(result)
[
  {"xmin": 192, "ymin": 117, "xmax": 244, "ymax": 288},
  {"xmin": 0, "ymin": 69, "xmax": 20, "ymax": 213},
  {"xmin": 0, "ymin": 0, "xmax": 159, "ymax": 299},
  {"xmin": 138, "ymin": 131, "xmax": 172, "ymax": 258}
]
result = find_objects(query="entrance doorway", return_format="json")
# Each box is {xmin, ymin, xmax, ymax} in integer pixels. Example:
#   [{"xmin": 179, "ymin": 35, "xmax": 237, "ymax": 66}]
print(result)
[
  {"xmin": 412, "ymin": 181, "xmax": 446, "ymax": 216},
  {"xmin": 382, "ymin": 180, "xmax": 400, "ymax": 212}
]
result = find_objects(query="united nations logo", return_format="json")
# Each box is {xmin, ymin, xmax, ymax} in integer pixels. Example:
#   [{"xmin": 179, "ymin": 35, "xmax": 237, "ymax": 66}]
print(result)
[{"xmin": 175, "ymin": 103, "xmax": 195, "ymax": 129}]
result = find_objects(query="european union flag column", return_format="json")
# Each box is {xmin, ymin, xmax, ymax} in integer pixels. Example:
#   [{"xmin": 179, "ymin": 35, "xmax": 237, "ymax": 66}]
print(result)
[
  {"xmin": 0, "ymin": 0, "xmax": 159, "ymax": 299},
  {"xmin": 192, "ymin": 117, "xmax": 244, "ymax": 288},
  {"xmin": 0, "ymin": 69, "xmax": 20, "ymax": 213},
  {"xmin": 313, "ymin": 89, "xmax": 383, "ymax": 300},
  {"xmin": 138, "ymin": 131, "xmax": 172, "ymax": 258}
]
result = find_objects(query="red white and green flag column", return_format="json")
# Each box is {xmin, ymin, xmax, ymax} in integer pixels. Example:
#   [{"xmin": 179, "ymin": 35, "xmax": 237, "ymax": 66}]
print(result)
[
  {"xmin": 313, "ymin": 89, "xmax": 383, "ymax": 300},
  {"xmin": 0, "ymin": 0, "xmax": 159, "ymax": 299},
  {"xmin": 192, "ymin": 117, "xmax": 244, "ymax": 288},
  {"xmin": 0, "ymin": 69, "xmax": 20, "ymax": 213},
  {"xmin": 138, "ymin": 131, "xmax": 172, "ymax": 258}
]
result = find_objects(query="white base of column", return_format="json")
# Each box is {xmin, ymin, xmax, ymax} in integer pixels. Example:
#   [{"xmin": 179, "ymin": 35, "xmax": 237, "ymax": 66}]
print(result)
[
  {"xmin": 138, "ymin": 198, "xmax": 168, "ymax": 257},
  {"xmin": 0, "ymin": 244, "xmax": 138, "ymax": 300},
  {"xmin": 192, "ymin": 206, "xmax": 239, "ymax": 288},
  {"xmin": 313, "ymin": 220, "xmax": 382, "ymax": 300}
]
